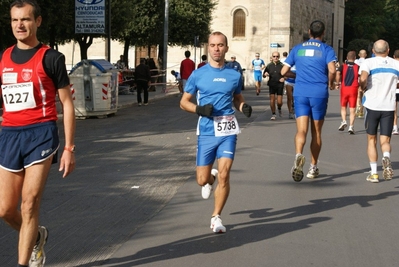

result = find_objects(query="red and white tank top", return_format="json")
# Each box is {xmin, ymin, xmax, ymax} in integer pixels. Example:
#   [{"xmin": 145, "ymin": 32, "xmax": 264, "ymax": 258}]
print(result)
[{"xmin": 1, "ymin": 45, "xmax": 58, "ymax": 126}]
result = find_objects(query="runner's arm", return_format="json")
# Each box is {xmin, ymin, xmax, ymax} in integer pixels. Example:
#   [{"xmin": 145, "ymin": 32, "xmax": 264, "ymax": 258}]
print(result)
[
  {"xmin": 180, "ymin": 92, "xmax": 197, "ymax": 114},
  {"xmin": 328, "ymin": 61, "xmax": 336, "ymax": 89},
  {"xmin": 58, "ymin": 85, "xmax": 76, "ymax": 178},
  {"xmin": 359, "ymin": 70, "xmax": 369, "ymax": 91}
]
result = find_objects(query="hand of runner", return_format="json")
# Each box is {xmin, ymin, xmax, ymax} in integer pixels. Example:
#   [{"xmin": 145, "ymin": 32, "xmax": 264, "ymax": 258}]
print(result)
[
  {"xmin": 242, "ymin": 103, "xmax": 252, "ymax": 117},
  {"xmin": 196, "ymin": 104, "xmax": 213, "ymax": 117}
]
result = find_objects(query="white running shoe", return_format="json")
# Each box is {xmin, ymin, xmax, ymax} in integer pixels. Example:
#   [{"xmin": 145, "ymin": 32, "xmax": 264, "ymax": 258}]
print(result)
[
  {"xmin": 210, "ymin": 215, "xmax": 226, "ymax": 233},
  {"xmin": 382, "ymin": 157, "xmax": 393, "ymax": 180},
  {"xmin": 348, "ymin": 126, "xmax": 355, "ymax": 135},
  {"xmin": 271, "ymin": 114, "xmax": 276, "ymax": 121},
  {"xmin": 291, "ymin": 154, "xmax": 305, "ymax": 182},
  {"xmin": 393, "ymin": 128, "xmax": 399, "ymax": 135},
  {"xmin": 307, "ymin": 166, "xmax": 320, "ymax": 179},
  {"xmin": 201, "ymin": 169, "xmax": 217, "ymax": 199},
  {"xmin": 30, "ymin": 226, "xmax": 48, "ymax": 267},
  {"xmin": 338, "ymin": 121, "xmax": 347, "ymax": 131}
]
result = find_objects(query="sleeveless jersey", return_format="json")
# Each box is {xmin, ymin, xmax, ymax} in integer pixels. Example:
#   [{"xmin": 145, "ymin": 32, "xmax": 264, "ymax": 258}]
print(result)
[
  {"xmin": 1, "ymin": 45, "xmax": 58, "ymax": 126},
  {"xmin": 341, "ymin": 63, "xmax": 359, "ymax": 88}
]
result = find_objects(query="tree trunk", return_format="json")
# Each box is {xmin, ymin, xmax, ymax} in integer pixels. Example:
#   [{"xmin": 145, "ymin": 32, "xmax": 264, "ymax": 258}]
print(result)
[
  {"xmin": 77, "ymin": 35, "xmax": 93, "ymax": 60},
  {"xmin": 123, "ymin": 37, "xmax": 130, "ymax": 68}
]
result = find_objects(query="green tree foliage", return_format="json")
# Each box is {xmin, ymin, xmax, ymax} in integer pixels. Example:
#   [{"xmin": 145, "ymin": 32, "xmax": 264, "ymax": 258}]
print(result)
[
  {"xmin": 123, "ymin": 0, "xmax": 215, "ymax": 47},
  {"xmin": 347, "ymin": 39, "xmax": 371, "ymax": 55},
  {"xmin": 0, "ymin": 0, "xmax": 16, "ymax": 49},
  {"xmin": 344, "ymin": 0, "xmax": 386, "ymax": 56},
  {"xmin": 381, "ymin": 0, "xmax": 399, "ymax": 53},
  {"xmin": 0, "ymin": 0, "xmax": 215, "ymax": 63},
  {"xmin": 345, "ymin": 0, "xmax": 386, "ymax": 41}
]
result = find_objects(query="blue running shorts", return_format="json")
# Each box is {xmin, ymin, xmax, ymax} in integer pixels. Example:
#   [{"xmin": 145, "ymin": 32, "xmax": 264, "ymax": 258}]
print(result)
[
  {"xmin": 197, "ymin": 135, "xmax": 237, "ymax": 166},
  {"xmin": 254, "ymin": 71, "xmax": 263, "ymax": 82},
  {"xmin": 0, "ymin": 121, "xmax": 59, "ymax": 172},
  {"xmin": 294, "ymin": 96, "xmax": 328, "ymax": 120}
]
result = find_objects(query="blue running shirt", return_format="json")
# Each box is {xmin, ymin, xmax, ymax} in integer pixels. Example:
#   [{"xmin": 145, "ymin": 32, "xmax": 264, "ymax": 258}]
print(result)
[
  {"xmin": 184, "ymin": 64, "xmax": 243, "ymax": 135},
  {"xmin": 252, "ymin": 58, "xmax": 265, "ymax": 72},
  {"xmin": 284, "ymin": 39, "xmax": 336, "ymax": 98}
]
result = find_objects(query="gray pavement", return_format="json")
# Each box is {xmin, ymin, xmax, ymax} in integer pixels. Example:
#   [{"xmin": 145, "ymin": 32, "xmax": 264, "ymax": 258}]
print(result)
[{"xmin": 2, "ymin": 86, "xmax": 399, "ymax": 266}]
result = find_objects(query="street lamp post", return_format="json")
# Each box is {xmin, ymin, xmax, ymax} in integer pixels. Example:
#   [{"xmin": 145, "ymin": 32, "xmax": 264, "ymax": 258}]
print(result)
[
  {"xmin": 162, "ymin": 0, "xmax": 169, "ymax": 91},
  {"xmin": 107, "ymin": 0, "xmax": 111, "ymax": 62}
]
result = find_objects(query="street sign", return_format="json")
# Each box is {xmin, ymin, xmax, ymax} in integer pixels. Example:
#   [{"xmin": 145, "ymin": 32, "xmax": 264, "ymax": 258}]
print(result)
[
  {"xmin": 270, "ymin": 43, "xmax": 284, "ymax": 48},
  {"xmin": 75, "ymin": 0, "xmax": 106, "ymax": 34}
]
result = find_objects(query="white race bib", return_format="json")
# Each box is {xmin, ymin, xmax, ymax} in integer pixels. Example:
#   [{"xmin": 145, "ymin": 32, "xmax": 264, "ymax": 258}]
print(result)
[
  {"xmin": 2, "ymin": 82, "xmax": 36, "ymax": 112},
  {"xmin": 213, "ymin": 115, "xmax": 240, "ymax": 136}
]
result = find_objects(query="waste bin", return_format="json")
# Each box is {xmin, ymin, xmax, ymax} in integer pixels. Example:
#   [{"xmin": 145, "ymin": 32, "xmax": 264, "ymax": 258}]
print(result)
[{"xmin": 69, "ymin": 59, "xmax": 119, "ymax": 118}]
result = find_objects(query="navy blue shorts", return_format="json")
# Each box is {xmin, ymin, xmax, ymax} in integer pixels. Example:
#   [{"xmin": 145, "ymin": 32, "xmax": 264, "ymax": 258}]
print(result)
[
  {"xmin": 197, "ymin": 135, "xmax": 237, "ymax": 166},
  {"xmin": 0, "ymin": 121, "xmax": 59, "ymax": 172}
]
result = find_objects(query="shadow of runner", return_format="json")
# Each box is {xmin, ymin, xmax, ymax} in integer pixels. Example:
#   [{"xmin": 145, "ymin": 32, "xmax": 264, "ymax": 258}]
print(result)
[
  {"xmin": 81, "ymin": 217, "xmax": 330, "ymax": 267},
  {"xmin": 230, "ymin": 191, "xmax": 399, "ymax": 225}
]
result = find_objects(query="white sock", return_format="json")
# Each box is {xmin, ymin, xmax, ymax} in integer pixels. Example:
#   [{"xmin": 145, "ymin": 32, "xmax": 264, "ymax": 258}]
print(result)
[
  {"xmin": 370, "ymin": 162, "xmax": 377, "ymax": 174},
  {"xmin": 383, "ymin": 152, "xmax": 390, "ymax": 158}
]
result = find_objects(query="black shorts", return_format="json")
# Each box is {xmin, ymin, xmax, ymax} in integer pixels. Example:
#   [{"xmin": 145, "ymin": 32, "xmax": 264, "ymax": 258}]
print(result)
[
  {"xmin": 364, "ymin": 109, "xmax": 394, "ymax": 136},
  {"xmin": 269, "ymin": 83, "xmax": 284, "ymax": 95}
]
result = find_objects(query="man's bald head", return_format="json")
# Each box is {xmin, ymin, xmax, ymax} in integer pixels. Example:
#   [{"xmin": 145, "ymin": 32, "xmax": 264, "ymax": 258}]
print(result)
[
  {"xmin": 358, "ymin": 49, "xmax": 367, "ymax": 58},
  {"xmin": 373, "ymin": 40, "xmax": 389, "ymax": 56}
]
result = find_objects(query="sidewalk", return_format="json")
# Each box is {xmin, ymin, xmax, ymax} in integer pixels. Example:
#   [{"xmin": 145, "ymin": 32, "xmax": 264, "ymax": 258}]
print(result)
[{"xmin": 117, "ymin": 85, "xmax": 180, "ymax": 109}]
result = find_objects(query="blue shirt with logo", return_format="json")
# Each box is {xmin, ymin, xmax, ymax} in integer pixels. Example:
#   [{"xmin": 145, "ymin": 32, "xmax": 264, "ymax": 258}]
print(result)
[
  {"xmin": 284, "ymin": 39, "xmax": 336, "ymax": 98},
  {"xmin": 185, "ymin": 64, "xmax": 242, "ymax": 135}
]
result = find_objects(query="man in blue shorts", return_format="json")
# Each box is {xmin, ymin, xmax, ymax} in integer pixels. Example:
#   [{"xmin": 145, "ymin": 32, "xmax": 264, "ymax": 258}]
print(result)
[
  {"xmin": 252, "ymin": 53, "xmax": 265, "ymax": 95},
  {"xmin": 0, "ymin": 1, "xmax": 76, "ymax": 266},
  {"xmin": 180, "ymin": 31, "xmax": 252, "ymax": 233},
  {"xmin": 281, "ymin": 20, "xmax": 336, "ymax": 182},
  {"xmin": 359, "ymin": 39, "xmax": 399, "ymax": 183}
]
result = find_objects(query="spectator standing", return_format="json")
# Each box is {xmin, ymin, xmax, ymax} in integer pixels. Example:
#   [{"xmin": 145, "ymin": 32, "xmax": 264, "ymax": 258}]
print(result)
[
  {"xmin": 134, "ymin": 58, "xmax": 152, "ymax": 106},
  {"xmin": 335, "ymin": 51, "xmax": 359, "ymax": 134},
  {"xmin": 280, "ymin": 51, "xmax": 288, "ymax": 63},
  {"xmin": 281, "ymin": 20, "xmax": 337, "ymax": 182},
  {"xmin": 263, "ymin": 51, "xmax": 285, "ymax": 120},
  {"xmin": 227, "ymin": 55, "xmax": 243, "ymax": 75},
  {"xmin": 180, "ymin": 50, "xmax": 195, "ymax": 95},
  {"xmin": 251, "ymin": 53, "xmax": 266, "ymax": 95},
  {"xmin": 171, "ymin": 70, "xmax": 183, "ymax": 92},
  {"xmin": 227, "ymin": 55, "xmax": 244, "ymax": 90},
  {"xmin": 0, "ymin": 1, "xmax": 76, "ymax": 266},
  {"xmin": 354, "ymin": 49, "xmax": 367, "ymax": 118},
  {"xmin": 285, "ymin": 66, "xmax": 296, "ymax": 119},
  {"xmin": 147, "ymin": 58, "xmax": 158, "ymax": 92},
  {"xmin": 116, "ymin": 54, "xmax": 126, "ymax": 70},
  {"xmin": 180, "ymin": 31, "xmax": 252, "ymax": 233},
  {"xmin": 198, "ymin": 54, "xmax": 208, "ymax": 68},
  {"xmin": 359, "ymin": 40, "xmax": 399, "ymax": 183},
  {"xmin": 392, "ymin": 49, "xmax": 399, "ymax": 135}
]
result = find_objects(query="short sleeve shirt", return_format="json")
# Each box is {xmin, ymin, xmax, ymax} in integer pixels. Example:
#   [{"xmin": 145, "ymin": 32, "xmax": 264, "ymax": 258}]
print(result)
[
  {"xmin": 184, "ymin": 64, "xmax": 242, "ymax": 135},
  {"xmin": 284, "ymin": 39, "xmax": 336, "ymax": 98},
  {"xmin": 359, "ymin": 56, "xmax": 399, "ymax": 111}
]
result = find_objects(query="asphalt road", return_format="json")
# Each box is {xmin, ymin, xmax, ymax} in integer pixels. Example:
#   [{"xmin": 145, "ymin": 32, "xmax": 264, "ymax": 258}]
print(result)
[{"xmin": 2, "ymin": 88, "xmax": 399, "ymax": 267}]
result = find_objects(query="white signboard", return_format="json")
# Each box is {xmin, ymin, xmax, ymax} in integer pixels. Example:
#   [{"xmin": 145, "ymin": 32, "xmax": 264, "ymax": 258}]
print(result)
[{"xmin": 75, "ymin": 0, "xmax": 105, "ymax": 34}]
